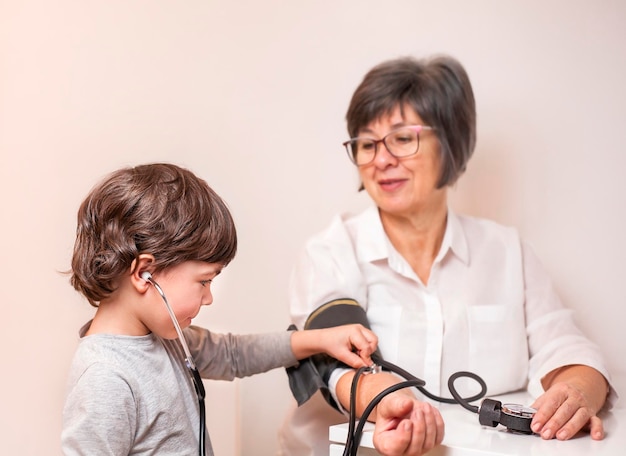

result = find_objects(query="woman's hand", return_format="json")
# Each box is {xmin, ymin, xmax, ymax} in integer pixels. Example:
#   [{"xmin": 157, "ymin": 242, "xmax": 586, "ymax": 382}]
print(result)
[
  {"xmin": 530, "ymin": 365, "xmax": 608, "ymax": 440},
  {"xmin": 336, "ymin": 370, "xmax": 444, "ymax": 456},
  {"xmin": 373, "ymin": 393, "xmax": 444, "ymax": 456},
  {"xmin": 291, "ymin": 324, "xmax": 378, "ymax": 367}
]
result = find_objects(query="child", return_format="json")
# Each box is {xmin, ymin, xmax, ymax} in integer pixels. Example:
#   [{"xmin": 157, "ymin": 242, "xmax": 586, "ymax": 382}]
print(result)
[{"xmin": 61, "ymin": 163, "xmax": 377, "ymax": 455}]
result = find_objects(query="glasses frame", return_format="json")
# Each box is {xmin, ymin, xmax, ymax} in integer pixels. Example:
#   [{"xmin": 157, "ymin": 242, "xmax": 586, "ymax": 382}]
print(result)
[{"xmin": 342, "ymin": 125, "xmax": 434, "ymax": 166}]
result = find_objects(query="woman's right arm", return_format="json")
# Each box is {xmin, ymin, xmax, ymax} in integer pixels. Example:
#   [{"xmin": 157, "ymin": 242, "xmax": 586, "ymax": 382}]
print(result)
[
  {"xmin": 290, "ymin": 217, "xmax": 444, "ymax": 455},
  {"xmin": 335, "ymin": 369, "xmax": 444, "ymax": 455},
  {"xmin": 288, "ymin": 215, "xmax": 369, "ymax": 329}
]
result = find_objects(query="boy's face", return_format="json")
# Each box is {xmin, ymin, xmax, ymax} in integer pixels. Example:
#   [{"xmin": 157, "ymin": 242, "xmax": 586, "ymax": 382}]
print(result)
[{"xmin": 145, "ymin": 261, "xmax": 223, "ymax": 339}]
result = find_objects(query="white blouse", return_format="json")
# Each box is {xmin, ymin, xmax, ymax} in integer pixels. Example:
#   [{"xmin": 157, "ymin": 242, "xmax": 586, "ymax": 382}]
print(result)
[{"xmin": 279, "ymin": 206, "xmax": 615, "ymax": 456}]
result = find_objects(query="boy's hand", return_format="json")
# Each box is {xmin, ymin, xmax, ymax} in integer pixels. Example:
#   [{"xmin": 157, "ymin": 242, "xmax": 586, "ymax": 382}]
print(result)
[
  {"xmin": 318, "ymin": 324, "xmax": 378, "ymax": 367},
  {"xmin": 291, "ymin": 324, "xmax": 378, "ymax": 367}
]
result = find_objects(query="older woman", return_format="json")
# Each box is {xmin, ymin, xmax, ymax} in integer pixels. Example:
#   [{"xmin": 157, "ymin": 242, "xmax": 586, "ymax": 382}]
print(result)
[{"xmin": 279, "ymin": 55, "xmax": 616, "ymax": 456}]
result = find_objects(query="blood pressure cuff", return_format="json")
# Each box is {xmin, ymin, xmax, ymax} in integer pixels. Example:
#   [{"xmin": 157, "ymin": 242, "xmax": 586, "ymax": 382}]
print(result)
[{"xmin": 285, "ymin": 298, "xmax": 378, "ymax": 411}]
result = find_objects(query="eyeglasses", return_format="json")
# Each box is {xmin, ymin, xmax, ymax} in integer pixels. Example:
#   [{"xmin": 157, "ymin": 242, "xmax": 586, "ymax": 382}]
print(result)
[{"xmin": 342, "ymin": 125, "xmax": 433, "ymax": 166}]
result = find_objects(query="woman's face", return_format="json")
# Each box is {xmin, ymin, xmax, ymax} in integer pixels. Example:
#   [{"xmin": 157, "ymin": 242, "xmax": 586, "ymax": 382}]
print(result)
[{"xmin": 357, "ymin": 105, "xmax": 447, "ymax": 219}]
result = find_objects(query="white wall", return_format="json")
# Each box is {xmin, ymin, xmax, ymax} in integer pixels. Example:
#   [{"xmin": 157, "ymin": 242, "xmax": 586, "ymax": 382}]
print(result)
[{"xmin": 1, "ymin": 1, "xmax": 624, "ymax": 454}]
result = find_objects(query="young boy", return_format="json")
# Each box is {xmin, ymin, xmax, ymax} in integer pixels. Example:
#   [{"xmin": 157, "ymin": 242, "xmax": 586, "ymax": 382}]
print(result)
[{"xmin": 61, "ymin": 163, "xmax": 377, "ymax": 455}]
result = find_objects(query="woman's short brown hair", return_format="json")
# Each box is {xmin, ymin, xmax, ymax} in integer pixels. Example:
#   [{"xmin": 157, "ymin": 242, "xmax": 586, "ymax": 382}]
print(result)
[
  {"xmin": 346, "ymin": 55, "xmax": 476, "ymax": 188},
  {"xmin": 70, "ymin": 163, "xmax": 237, "ymax": 306}
]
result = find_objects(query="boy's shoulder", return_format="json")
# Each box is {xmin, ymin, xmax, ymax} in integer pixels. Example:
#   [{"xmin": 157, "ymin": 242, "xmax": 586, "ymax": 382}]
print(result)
[{"xmin": 70, "ymin": 328, "xmax": 163, "ymax": 377}]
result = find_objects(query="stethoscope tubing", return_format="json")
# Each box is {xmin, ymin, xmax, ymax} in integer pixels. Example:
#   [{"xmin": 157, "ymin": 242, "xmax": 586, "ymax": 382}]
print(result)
[{"xmin": 146, "ymin": 275, "xmax": 206, "ymax": 456}]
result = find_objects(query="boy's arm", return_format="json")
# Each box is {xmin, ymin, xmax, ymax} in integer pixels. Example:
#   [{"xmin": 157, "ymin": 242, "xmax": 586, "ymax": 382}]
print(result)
[{"xmin": 62, "ymin": 365, "xmax": 135, "ymax": 455}]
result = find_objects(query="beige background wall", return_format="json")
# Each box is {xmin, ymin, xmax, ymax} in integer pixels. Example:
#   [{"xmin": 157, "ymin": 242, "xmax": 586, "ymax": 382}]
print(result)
[{"xmin": 1, "ymin": 1, "xmax": 624, "ymax": 454}]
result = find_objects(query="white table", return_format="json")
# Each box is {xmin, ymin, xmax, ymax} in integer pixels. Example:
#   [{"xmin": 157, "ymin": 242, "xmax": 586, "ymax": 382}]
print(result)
[{"xmin": 330, "ymin": 374, "xmax": 624, "ymax": 456}]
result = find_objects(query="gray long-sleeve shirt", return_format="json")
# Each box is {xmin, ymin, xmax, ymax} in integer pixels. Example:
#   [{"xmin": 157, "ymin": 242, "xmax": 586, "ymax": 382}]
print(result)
[{"xmin": 62, "ymin": 323, "xmax": 297, "ymax": 455}]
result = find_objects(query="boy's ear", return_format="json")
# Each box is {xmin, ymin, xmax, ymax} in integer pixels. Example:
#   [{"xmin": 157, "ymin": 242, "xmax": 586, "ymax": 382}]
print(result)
[{"xmin": 130, "ymin": 254, "xmax": 156, "ymax": 293}]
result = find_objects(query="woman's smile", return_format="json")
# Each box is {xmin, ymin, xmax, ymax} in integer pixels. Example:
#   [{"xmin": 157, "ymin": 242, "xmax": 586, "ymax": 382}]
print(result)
[{"xmin": 377, "ymin": 177, "xmax": 408, "ymax": 192}]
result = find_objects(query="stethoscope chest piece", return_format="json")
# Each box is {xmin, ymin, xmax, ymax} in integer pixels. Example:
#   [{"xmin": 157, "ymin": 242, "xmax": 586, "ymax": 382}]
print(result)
[{"xmin": 479, "ymin": 399, "xmax": 536, "ymax": 434}]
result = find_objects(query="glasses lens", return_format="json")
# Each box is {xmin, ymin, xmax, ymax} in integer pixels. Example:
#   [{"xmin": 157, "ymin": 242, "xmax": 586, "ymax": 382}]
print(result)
[
  {"xmin": 385, "ymin": 127, "xmax": 419, "ymax": 157},
  {"xmin": 347, "ymin": 138, "xmax": 376, "ymax": 165},
  {"xmin": 344, "ymin": 126, "xmax": 422, "ymax": 166}
]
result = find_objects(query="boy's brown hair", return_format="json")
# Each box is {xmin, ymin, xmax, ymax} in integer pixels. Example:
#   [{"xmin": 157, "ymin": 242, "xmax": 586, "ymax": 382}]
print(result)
[{"xmin": 71, "ymin": 163, "xmax": 237, "ymax": 306}]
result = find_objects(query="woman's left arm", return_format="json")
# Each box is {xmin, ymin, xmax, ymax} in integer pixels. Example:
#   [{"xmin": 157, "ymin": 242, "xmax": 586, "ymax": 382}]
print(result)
[
  {"xmin": 531, "ymin": 364, "xmax": 609, "ymax": 440},
  {"xmin": 521, "ymin": 240, "xmax": 615, "ymax": 440}
]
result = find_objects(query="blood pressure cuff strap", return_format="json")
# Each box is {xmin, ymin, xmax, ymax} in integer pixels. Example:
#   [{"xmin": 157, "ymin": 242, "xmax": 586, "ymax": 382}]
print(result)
[{"xmin": 285, "ymin": 298, "xmax": 377, "ymax": 411}]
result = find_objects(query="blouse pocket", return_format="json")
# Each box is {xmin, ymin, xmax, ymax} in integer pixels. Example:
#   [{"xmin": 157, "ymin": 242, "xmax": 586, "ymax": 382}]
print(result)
[{"xmin": 467, "ymin": 304, "xmax": 528, "ymax": 393}]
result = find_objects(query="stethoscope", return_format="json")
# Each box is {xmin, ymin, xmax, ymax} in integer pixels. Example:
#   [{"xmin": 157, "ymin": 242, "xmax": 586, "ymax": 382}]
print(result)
[
  {"xmin": 141, "ymin": 271, "xmax": 206, "ymax": 456},
  {"xmin": 342, "ymin": 354, "xmax": 537, "ymax": 456}
]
